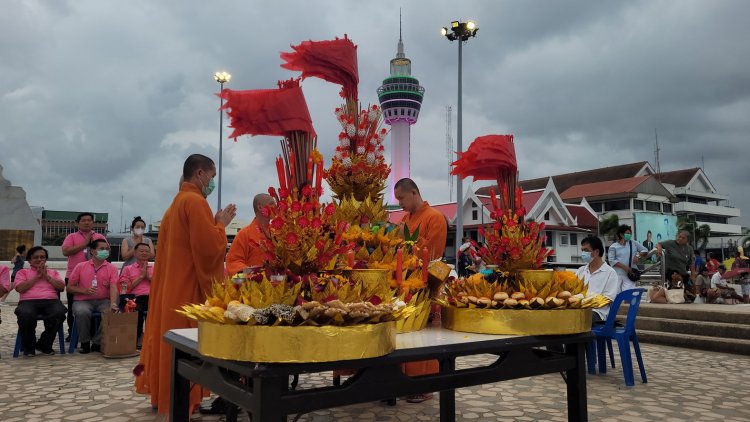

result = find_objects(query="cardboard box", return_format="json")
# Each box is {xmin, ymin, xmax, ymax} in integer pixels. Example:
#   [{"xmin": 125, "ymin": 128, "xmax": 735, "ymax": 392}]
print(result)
[{"xmin": 102, "ymin": 311, "xmax": 138, "ymax": 357}]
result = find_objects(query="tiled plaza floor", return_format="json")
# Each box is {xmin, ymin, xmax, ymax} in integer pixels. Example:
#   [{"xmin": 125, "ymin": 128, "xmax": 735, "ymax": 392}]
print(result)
[{"xmin": 0, "ymin": 304, "xmax": 748, "ymax": 421}]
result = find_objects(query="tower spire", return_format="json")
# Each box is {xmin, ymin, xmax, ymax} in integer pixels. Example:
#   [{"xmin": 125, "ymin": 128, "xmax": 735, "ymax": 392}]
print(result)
[{"xmin": 397, "ymin": 9, "xmax": 405, "ymax": 58}]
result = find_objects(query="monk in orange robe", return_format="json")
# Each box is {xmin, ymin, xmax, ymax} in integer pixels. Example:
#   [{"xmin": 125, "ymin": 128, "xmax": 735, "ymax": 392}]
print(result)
[
  {"xmin": 135, "ymin": 154, "xmax": 237, "ymax": 416},
  {"xmin": 394, "ymin": 178, "xmax": 448, "ymax": 403},
  {"xmin": 226, "ymin": 193, "xmax": 274, "ymax": 275}
]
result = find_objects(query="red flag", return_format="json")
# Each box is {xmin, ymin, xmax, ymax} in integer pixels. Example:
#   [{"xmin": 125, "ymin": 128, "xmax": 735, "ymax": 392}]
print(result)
[
  {"xmin": 280, "ymin": 36, "xmax": 359, "ymax": 101},
  {"xmin": 220, "ymin": 79, "xmax": 315, "ymax": 139}
]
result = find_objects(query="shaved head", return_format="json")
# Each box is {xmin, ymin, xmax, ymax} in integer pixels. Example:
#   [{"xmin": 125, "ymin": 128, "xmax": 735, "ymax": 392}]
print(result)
[
  {"xmin": 394, "ymin": 178, "xmax": 420, "ymax": 194},
  {"xmin": 182, "ymin": 154, "xmax": 215, "ymax": 180},
  {"xmin": 253, "ymin": 193, "xmax": 274, "ymax": 214}
]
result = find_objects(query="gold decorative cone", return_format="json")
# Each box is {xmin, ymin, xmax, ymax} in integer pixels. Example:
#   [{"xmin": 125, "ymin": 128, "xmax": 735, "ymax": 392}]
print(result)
[
  {"xmin": 348, "ymin": 268, "xmax": 390, "ymax": 293},
  {"xmin": 518, "ymin": 269, "xmax": 554, "ymax": 288},
  {"xmin": 396, "ymin": 289, "xmax": 432, "ymax": 333},
  {"xmin": 442, "ymin": 306, "xmax": 592, "ymax": 335},
  {"xmin": 198, "ymin": 321, "xmax": 396, "ymax": 362}
]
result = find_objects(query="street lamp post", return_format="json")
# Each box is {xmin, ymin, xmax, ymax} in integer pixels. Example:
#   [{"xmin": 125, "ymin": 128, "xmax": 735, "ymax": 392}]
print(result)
[
  {"xmin": 214, "ymin": 71, "xmax": 231, "ymax": 210},
  {"xmin": 442, "ymin": 20, "xmax": 478, "ymax": 263}
]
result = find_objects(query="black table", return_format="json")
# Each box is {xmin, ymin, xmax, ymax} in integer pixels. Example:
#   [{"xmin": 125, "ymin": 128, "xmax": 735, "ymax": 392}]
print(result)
[{"xmin": 165, "ymin": 326, "xmax": 593, "ymax": 421}]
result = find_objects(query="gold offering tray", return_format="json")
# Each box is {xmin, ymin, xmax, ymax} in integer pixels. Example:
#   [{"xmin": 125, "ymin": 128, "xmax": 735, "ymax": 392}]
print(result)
[
  {"xmin": 198, "ymin": 321, "xmax": 396, "ymax": 363},
  {"xmin": 441, "ymin": 306, "xmax": 592, "ymax": 335}
]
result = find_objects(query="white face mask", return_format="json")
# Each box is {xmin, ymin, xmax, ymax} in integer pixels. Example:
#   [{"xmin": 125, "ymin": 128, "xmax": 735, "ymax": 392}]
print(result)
[{"xmin": 134, "ymin": 228, "xmax": 145, "ymax": 236}]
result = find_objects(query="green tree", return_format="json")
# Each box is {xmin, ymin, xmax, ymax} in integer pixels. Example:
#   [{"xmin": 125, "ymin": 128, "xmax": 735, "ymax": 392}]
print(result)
[{"xmin": 598, "ymin": 214, "xmax": 619, "ymax": 242}]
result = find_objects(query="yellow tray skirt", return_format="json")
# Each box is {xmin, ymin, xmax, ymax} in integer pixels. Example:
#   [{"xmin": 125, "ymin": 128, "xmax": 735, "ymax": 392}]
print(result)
[
  {"xmin": 198, "ymin": 321, "xmax": 396, "ymax": 363},
  {"xmin": 442, "ymin": 306, "xmax": 592, "ymax": 335}
]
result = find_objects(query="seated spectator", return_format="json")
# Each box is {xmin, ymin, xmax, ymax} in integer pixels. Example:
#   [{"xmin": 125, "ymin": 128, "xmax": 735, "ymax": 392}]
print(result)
[
  {"xmin": 707, "ymin": 265, "xmax": 743, "ymax": 304},
  {"xmin": 740, "ymin": 274, "xmax": 750, "ymax": 304},
  {"xmin": 576, "ymin": 236, "xmax": 619, "ymax": 324},
  {"xmin": 0, "ymin": 265, "xmax": 9, "ymax": 322},
  {"xmin": 117, "ymin": 242, "xmax": 153, "ymax": 348},
  {"xmin": 66, "ymin": 239, "xmax": 118, "ymax": 353},
  {"xmin": 13, "ymin": 246, "xmax": 67, "ymax": 356},
  {"xmin": 694, "ymin": 266, "xmax": 712, "ymax": 299}
]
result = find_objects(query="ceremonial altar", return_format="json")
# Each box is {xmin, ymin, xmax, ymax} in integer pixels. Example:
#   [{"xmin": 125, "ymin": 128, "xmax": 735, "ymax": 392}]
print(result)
[{"xmin": 165, "ymin": 326, "xmax": 592, "ymax": 422}]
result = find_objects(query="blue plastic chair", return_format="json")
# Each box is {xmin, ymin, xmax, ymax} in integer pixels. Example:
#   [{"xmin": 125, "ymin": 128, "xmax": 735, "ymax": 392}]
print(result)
[
  {"xmin": 592, "ymin": 288, "xmax": 647, "ymax": 386},
  {"xmin": 13, "ymin": 316, "xmax": 66, "ymax": 357},
  {"xmin": 68, "ymin": 311, "xmax": 102, "ymax": 354}
]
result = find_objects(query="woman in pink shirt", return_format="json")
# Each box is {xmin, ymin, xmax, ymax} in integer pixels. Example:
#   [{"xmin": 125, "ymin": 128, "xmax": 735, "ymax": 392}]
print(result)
[
  {"xmin": 117, "ymin": 242, "xmax": 153, "ymax": 348},
  {"xmin": 13, "ymin": 246, "xmax": 67, "ymax": 356}
]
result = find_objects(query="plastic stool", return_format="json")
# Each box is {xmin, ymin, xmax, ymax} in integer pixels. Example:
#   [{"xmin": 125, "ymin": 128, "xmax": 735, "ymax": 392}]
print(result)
[
  {"xmin": 68, "ymin": 311, "xmax": 102, "ymax": 354},
  {"xmin": 13, "ymin": 316, "xmax": 66, "ymax": 357}
]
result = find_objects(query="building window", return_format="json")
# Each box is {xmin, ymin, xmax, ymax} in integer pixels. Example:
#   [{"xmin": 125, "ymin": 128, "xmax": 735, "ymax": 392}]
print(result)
[
  {"xmin": 663, "ymin": 203, "xmax": 673, "ymax": 213},
  {"xmin": 645, "ymin": 201, "xmax": 661, "ymax": 212},
  {"xmin": 545, "ymin": 231, "xmax": 553, "ymax": 247},
  {"xmin": 472, "ymin": 210, "xmax": 478, "ymax": 220},
  {"xmin": 604, "ymin": 200, "xmax": 630, "ymax": 211},
  {"xmin": 471, "ymin": 201, "xmax": 478, "ymax": 209},
  {"xmin": 570, "ymin": 233, "xmax": 578, "ymax": 246},
  {"xmin": 544, "ymin": 211, "xmax": 550, "ymax": 220},
  {"xmin": 560, "ymin": 234, "xmax": 569, "ymax": 246},
  {"xmin": 687, "ymin": 196, "xmax": 708, "ymax": 204},
  {"xmin": 633, "ymin": 200, "xmax": 644, "ymax": 210}
]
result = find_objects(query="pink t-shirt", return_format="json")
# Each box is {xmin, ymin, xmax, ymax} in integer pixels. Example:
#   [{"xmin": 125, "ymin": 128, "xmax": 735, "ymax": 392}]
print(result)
[
  {"xmin": 14, "ymin": 268, "xmax": 64, "ymax": 301},
  {"xmin": 0, "ymin": 266, "xmax": 9, "ymax": 292},
  {"xmin": 119, "ymin": 262, "xmax": 153, "ymax": 296},
  {"xmin": 62, "ymin": 231, "xmax": 107, "ymax": 274},
  {"xmin": 68, "ymin": 260, "xmax": 118, "ymax": 301}
]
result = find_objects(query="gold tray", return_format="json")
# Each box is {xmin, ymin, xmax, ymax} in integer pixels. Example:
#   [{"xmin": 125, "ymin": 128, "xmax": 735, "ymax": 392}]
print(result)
[
  {"xmin": 441, "ymin": 306, "xmax": 592, "ymax": 335},
  {"xmin": 198, "ymin": 321, "xmax": 396, "ymax": 363}
]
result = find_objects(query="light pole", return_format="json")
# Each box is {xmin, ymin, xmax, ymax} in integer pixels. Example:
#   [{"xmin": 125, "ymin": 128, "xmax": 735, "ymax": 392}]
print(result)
[
  {"xmin": 442, "ymin": 20, "xmax": 478, "ymax": 263},
  {"xmin": 214, "ymin": 71, "xmax": 231, "ymax": 210}
]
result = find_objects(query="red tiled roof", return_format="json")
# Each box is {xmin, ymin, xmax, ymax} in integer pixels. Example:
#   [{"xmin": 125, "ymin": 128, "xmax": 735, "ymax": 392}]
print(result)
[
  {"xmin": 565, "ymin": 205, "xmax": 599, "ymax": 230},
  {"xmin": 559, "ymin": 175, "xmax": 651, "ymax": 200},
  {"xmin": 475, "ymin": 161, "xmax": 649, "ymax": 195},
  {"xmin": 654, "ymin": 168, "xmax": 700, "ymax": 187}
]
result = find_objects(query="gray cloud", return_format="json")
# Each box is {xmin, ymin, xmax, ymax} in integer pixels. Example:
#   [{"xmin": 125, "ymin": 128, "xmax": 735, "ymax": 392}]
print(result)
[{"xmin": 1, "ymin": 0, "xmax": 747, "ymax": 232}]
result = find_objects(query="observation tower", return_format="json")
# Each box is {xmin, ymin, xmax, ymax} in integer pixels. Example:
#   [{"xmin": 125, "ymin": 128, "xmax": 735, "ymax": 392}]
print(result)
[{"xmin": 377, "ymin": 18, "xmax": 425, "ymax": 202}]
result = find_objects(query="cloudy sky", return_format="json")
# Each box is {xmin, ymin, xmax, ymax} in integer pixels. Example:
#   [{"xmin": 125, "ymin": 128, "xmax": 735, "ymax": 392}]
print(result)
[{"xmin": 2, "ymin": 0, "xmax": 749, "ymax": 232}]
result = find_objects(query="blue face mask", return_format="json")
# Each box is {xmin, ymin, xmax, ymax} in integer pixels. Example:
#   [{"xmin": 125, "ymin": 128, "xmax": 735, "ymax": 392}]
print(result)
[
  {"xmin": 96, "ymin": 250, "xmax": 110, "ymax": 260},
  {"xmin": 623, "ymin": 233, "xmax": 632, "ymax": 241},
  {"xmin": 581, "ymin": 251, "xmax": 592, "ymax": 263}
]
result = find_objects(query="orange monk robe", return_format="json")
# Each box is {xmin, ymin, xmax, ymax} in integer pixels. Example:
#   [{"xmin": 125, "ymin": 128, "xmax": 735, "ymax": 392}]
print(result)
[
  {"xmin": 135, "ymin": 183, "xmax": 228, "ymax": 415},
  {"xmin": 226, "ymin": 219, "xmax": 266, "ymax": 275},
  {"xmin": 399, "ymin": 201, "xmax": 448, "ymax": 377}
]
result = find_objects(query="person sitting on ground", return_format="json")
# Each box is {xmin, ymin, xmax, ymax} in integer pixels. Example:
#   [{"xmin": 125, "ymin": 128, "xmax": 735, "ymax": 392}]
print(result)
[
  {"xmin": 120, "ymin": 216, "xmax": 155, "ymax": 274},
  {"xmin": 576, "ymin": 236, "xmax": 619, "ymax": 324},
  {"xmin": 66, "ymin": 239, "xmax": 118, "ymax": 353},
  {"xmin": 13, "ymin": 246, "xmax": 67, "ymax": 356},
  {"xmin": 117, "ymin": 242, "xmax": 153, "ymax": 349},
  {"xmin": 739, "ymin": 273, "xmax": 750, "ymax": 304},
  {"xmin": 707, "ymin": 265, "xmax": 743, "ymax": 304},
  {"xmin": 694, "ymin": 266, "xmax": 712, "ymax": 300}
]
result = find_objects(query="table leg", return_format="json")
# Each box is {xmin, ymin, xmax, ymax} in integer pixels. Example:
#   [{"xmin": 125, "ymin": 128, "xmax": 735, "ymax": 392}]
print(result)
[
  {"xmin": 439, "ymin": 357, "xmax": 456, "ymax": 422},
  {"xmin": 169, "ymin": 347, "xmax": 191, "ymax": 422},
  {"xmin": 250, "ymin": 376, "xmax": 287, "ymax": 422},
  {"xmin": 565, "ymin": 342, "xmax": 588, "ymax": 422}
]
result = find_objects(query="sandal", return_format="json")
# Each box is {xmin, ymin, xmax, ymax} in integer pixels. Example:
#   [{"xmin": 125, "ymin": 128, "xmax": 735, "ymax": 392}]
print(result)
[{"xmin": 405, "ymin": 393, "xmax": 433, "ymax": 403}]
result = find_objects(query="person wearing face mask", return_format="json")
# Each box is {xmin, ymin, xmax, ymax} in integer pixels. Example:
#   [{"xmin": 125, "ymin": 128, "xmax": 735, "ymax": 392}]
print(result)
[
  {"xmin": 135, "ymin": 153, "xmax": 236, "ymax": 416},
  {"xmin": 120, "ymin": 216, "xmax": 155, "ymax": 273},
  {"xmin": 66, "ymin": 239, "xmax": 118, "ymax": 354},
  {"xmin": 61, "ymin": 212, "xmax": 106, "ymax": 340},
  {"xmin": 607, "ymin": 224, "xmax": 649, "ymax": 291},
  {"xmin": 576, "ymin": 236, "xmax": 619, "ymax": 323}
]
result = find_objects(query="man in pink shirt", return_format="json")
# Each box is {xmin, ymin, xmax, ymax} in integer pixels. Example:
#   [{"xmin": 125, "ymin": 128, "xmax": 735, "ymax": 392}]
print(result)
[
  {"xmin": 62, "ymin": 212, "xmax": 106, "ymax": 338},
  {"xmin": 13, "ymin": 246, "xmax": 67, "ymax": 356},
  {"xmin": 0, "ymin": 266, "xmax": 9, "ymax": 325},
  {"xmin": 118, "ymin": 242, "xmax": 153, "ymax": 348},
  {"xmin": 67, "ymin": 239, "xmax": 117, "ymax": 354}
]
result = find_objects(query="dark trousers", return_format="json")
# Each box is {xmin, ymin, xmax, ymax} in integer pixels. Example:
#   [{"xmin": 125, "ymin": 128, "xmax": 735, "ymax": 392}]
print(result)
[
  {"xmin": 64, "ymin": 278, "xmax": 74, "ymax": 335},
  {"xmin": 15, "ymin": 299, "xmax": 67, "ymax": 352}
]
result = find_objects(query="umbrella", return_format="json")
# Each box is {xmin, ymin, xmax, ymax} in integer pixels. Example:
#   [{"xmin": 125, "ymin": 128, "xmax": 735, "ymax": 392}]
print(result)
[{"xmin": 722, "ymin": 267, "xmax": 750, "ymax": 279}]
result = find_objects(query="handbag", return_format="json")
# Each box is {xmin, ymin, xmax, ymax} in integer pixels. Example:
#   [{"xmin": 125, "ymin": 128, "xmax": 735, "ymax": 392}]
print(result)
[
  {"xmin": 666, "ymin": 288, "xmax": 686, "ymax": 304},
  {"xmin": 626, "ymin": 241, "xmax": 642, "ymax": 282}
]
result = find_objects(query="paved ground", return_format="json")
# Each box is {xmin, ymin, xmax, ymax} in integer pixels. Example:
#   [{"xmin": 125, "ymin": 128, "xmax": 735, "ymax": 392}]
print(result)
[{"xmin": 1, "ymin": 304, "xmax": 748, "ymax": 422}]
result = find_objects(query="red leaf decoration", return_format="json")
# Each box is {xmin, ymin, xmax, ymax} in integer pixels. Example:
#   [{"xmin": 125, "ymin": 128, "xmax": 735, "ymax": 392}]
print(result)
[
  {"xmin": 280, "ymin": 36, "xmax": 359, "ymax": 101},
  {"xmin": 450, "ymin": 135, "xmax": 517, "ymax": 181},
  {"xmin": 220, "ymin": 79, "xmax": 315, "ymax": 139}
]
